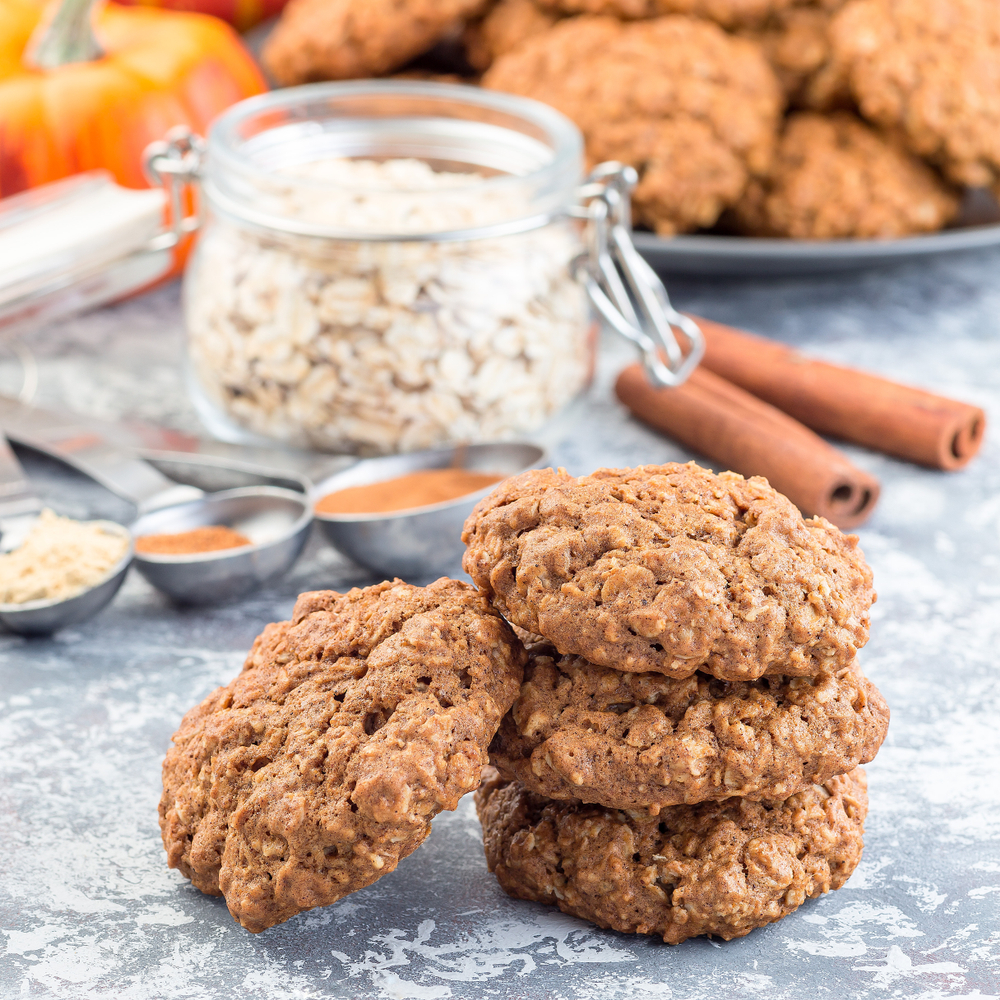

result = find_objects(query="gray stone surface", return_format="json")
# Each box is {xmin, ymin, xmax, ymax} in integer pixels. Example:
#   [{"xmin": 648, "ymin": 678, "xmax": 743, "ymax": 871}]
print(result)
[{"xmin": 2, "ymin": 249, "xmax": 999, "ymax": 999}]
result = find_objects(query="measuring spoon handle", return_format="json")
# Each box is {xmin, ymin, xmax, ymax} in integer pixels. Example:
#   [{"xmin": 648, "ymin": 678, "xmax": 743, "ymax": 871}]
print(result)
[
  {"xmin": 0, "ymin": 395, "xmax": 201, "ymax": 512},
  {"xmin": 0, "ymin": 433, "xmax": 40, "ymax": 512}
]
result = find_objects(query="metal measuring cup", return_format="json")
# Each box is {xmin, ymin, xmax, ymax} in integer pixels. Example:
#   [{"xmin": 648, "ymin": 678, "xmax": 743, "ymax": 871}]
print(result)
[
  {"xmin": 0, "ymin": 396, "xmax": 313, "ymax": 606},
  {"xmin": 0, "ymin": 435, "xmax": 133, "ymax": 634},
  {"xmin": 312, "ymin": 442, "xmax": 545, "ymax": 580}
]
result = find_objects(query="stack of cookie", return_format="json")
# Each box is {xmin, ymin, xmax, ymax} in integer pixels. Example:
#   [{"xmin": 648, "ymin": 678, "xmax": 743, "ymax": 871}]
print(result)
[
  {"xmin": 156, "ymin": 460, "xmax": 887, "ymax": 941},
  {"xmin": 462, "ymin": 462, "xmax": 890, "ymax": 943}
]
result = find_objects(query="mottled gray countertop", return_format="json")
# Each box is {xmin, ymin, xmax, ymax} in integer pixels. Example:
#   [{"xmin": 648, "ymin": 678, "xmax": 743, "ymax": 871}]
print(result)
[{"xmin": 2, "ymin": 249, "xmax": 999, "ymax": 1000}]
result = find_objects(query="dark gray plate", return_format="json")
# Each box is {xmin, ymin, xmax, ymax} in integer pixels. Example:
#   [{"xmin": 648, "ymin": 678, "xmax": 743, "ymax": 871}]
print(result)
[{"xmin": 636, "ymin": 188, "xmax": 1000, "ymax": 276}]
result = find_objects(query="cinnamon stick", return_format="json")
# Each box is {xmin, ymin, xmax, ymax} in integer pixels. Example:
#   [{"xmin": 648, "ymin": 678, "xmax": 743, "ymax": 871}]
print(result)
[
  {"xmin": 615, "ymin": 364, "xmax": 880, "ymax": 528},
  {"xmin": 692, "ymin": 315, "xmax": 986, "ymax": 470}
]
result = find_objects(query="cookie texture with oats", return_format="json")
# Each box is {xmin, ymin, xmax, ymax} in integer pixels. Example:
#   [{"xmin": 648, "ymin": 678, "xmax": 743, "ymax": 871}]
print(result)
[
  {"xmin": 732, "ymin": 112, "xmax": 958, "ymax": 238},
  {"xmin": 741, "ymin": 0, "xmax": 851, "ymax": 109},
  {"xmin": 533, "ymin": 0, "xmax": 799, "ymax": 29},
  {"xmin": 159, "ymin": 578, "xmax": 525, "ymax": 933},
  {"xmin": 476, "ymin": 767, "xmax": 868, "ymax": 942},
  {"xmin": 263, "ymin": 0, "xmax": 487, "ymax": 85},
  {"xmin": 828, "ymin": 0, "xmax": 1000, "ymax": 192},
  {"xmin": 463, "ymin": 0, "xmax": 558, "ymax": 71},
  {"xmin": 490, "ymin": 645, "xmax": 888, "ymax": 811},
  {"xmin": 483, "ymin": 16, "xmax": 782, "ymax": 234},
  {"xmin": 461, "ymin": 463, "xmax": 875, "ymax": 680}
]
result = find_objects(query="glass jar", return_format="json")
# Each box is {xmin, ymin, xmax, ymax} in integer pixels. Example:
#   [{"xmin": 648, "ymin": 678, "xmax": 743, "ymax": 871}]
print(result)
[{"xmin": 154, "ymin": 82, "xmax": 701, "ymax": 454}]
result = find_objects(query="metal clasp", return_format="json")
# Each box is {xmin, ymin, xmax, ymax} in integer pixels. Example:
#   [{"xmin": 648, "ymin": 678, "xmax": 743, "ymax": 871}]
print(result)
[
  {"xmin": 573, "ymin": 163, "xmax": 703, "ymax": 388},
  {"xmin": 142, "ymin": 127, "xmax": 206, "ymax": 251}
]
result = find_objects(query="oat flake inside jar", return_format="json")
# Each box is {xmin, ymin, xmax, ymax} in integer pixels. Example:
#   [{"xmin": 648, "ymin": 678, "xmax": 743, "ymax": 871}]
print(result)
[{"xmin": 168, "ymin": 82, "xmax": 702, "ymax": 454}]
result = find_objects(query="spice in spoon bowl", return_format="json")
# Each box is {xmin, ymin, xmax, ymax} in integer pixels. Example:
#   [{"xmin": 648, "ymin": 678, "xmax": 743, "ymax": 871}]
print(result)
[
  {"xmin": 315, "ymin": 468, "xmax": 503, "ymax": 516},
  {"xmin": 135, "ymin": 524, "xmax": 252, "ymax": 555},
  {"xmin": 130, "ymin": 486, "xmax": 312, "ymax": 605},
  {"xmin": 313, "ymin": 442, "xmax": 544, "ymax": 579},
  {"xmin": 0, "ymin": 509, "xmax": 133, "ymax": 635}
]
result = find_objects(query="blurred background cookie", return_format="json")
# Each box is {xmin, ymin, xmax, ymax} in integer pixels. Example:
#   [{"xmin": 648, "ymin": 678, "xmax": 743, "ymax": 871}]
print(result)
[
  {"xmin": 463, "ymin": 0, "xmax": 558, "ymax": 72},
  {"xmin": 828, "ymin": 0, "xmax": 1000, "ymax": 193},
  {"xmin": 483, "ymin": 16, "xmax": 782, "ymax": 233},
  {"xmin": 742, "ymin": 0, "xmax": 850, "ymax": 109},
  {"xmin": 263, "ymin": 0, "xmax": 487, "ymax": 85},
  {"xmin": 533, "ymin": 0, "xmax": 797, "ymax": 29},
  {"xmin": 532, "ymin": 0, "xmax": 668, "ymax": 17},
  {"xmin": 732, "ymin": 112, "xmax": 959, "ymax": 238}
]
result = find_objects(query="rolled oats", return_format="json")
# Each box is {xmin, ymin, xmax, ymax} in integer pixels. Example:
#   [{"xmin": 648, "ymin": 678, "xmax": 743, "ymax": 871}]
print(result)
[{"xmin": 186, "ymin": 157, "xmax": 592, "ymax": 453}]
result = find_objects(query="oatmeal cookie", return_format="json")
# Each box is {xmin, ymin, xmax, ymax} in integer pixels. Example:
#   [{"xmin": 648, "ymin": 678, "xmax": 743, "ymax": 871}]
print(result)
[
  {"xmin": 743, "ymin": 0, "xmax": 850, "ymax": 109},
  {"xmin": 476, "ymin": 768, "xmax": 867, "ymax": 942},
  {"xmin": 535, "ymin": 0, "xmax": 797, "ymax": 29},
  {"xmin": 464, "ymin": 0, "xmax": 558, "ymax": 72},
  {"xmin": 828, "ymin": 0, "xmax": 1000, "ymax": 191},
  {"xmin": 733, "ymin": 112, "xmax": 958, "ymax": 238},
  {"xmin": 490, "ymin": 645, "xmax": 888, "ymax": 810},
  {"xmin": 390, "ymin": 71, "xmax": 474, "ymax": 84},
  {"xmin": 159, "ymin": 578, "xmax": 525, "ymax": 932},
  {"xmin": 461, "ymin": 463, "xmax": 875, "ymax": 680},
  {"xmin": 533, "ymin": 0, "xmax": 667, "ymax": 13},
  {"xmin": 483, "ymin": 16, "xmax": 783, "ymax": 233},
  {"xmin": 263, "ymin": 0, "xmax": 487, "ymax": 85}
]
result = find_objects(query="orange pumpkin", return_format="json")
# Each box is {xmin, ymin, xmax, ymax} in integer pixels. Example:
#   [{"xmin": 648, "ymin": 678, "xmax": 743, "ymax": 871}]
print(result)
[
  {"xmin": 116, "ymin": 0, "xmax": 288, "ymax": 33},
  {"xmin": 0, "ymin": 0, "xmax": 266, "ymax": 196}
]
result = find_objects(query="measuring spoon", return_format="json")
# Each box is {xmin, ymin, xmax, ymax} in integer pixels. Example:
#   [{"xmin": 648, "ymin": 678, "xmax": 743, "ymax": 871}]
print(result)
[
  {"xmin": 0, "ymin": 435, "xmax": 132, "ymax": 634},
  {"xmin": 0, "ymin": 397, "xmax": 313, "ymax": 605}
]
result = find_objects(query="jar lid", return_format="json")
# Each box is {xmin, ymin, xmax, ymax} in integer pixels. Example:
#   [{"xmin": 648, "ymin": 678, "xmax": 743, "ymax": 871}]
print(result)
[{"xmin": 203, "ymin": 81, "xmax": 584, "ymax": 242}]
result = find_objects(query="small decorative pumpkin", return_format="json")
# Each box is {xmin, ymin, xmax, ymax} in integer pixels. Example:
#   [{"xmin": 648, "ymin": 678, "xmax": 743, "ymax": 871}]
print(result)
[
  {"xmin": 0, "ymin": 0, "xmax": 266, "ymax": 197},
  {"xmin": 116, "ymin": 0, "xmax": 288, "ymax": 33}
]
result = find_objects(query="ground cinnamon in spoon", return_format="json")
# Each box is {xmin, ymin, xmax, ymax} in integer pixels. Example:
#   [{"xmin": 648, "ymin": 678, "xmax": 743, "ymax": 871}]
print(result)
[
  {"xmin": 135, "ymin": 525, "xmax": 252, "ymax": 555},
  {"xmin": 316, "ymin": 468, "xmax": 503, "ymax": 515}
]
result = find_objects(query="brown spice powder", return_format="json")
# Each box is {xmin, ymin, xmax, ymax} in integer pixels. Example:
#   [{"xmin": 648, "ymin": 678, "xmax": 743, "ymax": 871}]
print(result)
[
  {"xmin": 135, "ymin": 525, "xmax": 252, "ymax": 555},
  {"xmin": 316, "ymin": 468, "xmax": 503, "ymax": 515}
]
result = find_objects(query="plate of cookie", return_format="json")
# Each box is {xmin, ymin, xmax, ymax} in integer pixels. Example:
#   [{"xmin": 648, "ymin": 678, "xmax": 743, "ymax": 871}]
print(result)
[
  {"xmin": 632, "ymin": 189, "xmax": 1000, "ymax": 277},
  {"xmin": 258, "ymin": 0, "xmax": 1000, "ymax": 277}
]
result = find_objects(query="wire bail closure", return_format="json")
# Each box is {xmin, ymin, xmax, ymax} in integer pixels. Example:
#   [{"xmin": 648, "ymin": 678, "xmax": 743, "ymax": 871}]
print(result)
[
  {"xmin": 142, "ymin": 127, "xmax": 206, "ymax": 251},
  {"xmin": 574, "ymin": 162, "xmax": 703, "ymax": 388}
]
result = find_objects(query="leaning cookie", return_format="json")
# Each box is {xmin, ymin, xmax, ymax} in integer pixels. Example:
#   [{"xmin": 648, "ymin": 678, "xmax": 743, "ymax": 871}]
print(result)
[
  {"xmin": 159, "ymin": 578, "xmax": 525, "ymax": 932},
  {"xmin": 732, "ymin": 112, "xmax": 959, "ymax": 238},
  {"xmin": 490, "ymin": 645, "xmax": 889, "ymax": 811},
  {"xmin": 263, "ymin": 0, "xmax": 487, "ymax": 85},
  {"xmin": 483, "ymin": 16, "xmax": 782, "ymax": 234},
  {"xmin": 462, "ymin": 463, "xmax": 875, "ymax": 680},
  {"xmin": 476, "ymin": 768, "xmax": 868, "ymax": 942}
]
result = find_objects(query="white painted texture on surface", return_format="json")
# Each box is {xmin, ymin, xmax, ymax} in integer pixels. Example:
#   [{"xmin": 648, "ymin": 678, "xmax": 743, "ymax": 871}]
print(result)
[{"xmin": 2, "ymin": 249, "xmax": 1000, "ymax": 998}]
